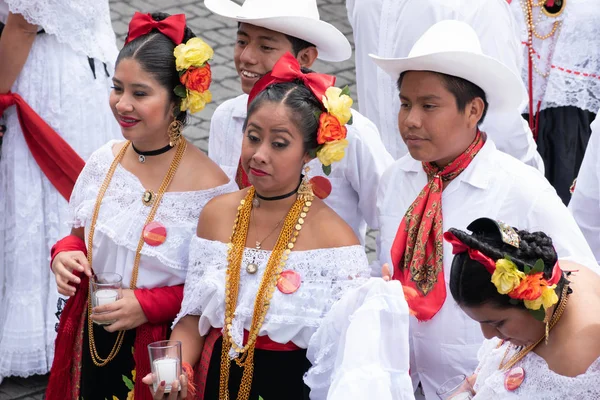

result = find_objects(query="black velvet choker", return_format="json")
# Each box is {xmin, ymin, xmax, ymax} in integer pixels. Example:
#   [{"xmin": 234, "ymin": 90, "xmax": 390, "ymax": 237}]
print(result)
[{"xmin": 131, "ymin": 142, "xmax": 173, "ymax": 163}]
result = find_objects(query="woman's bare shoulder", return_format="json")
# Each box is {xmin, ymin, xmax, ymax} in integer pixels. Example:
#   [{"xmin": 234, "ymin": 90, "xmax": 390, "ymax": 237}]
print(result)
[
  {"xmin": 197, "ymin": 189, "xmax": 248, "ymax": 240},
  {"xmin": 179, "ymin": 144, "xmax": 230, "ymax": 191},
  {"xmin": 302, "ymin": 199, "xmax": 360, "ymax": 248}
]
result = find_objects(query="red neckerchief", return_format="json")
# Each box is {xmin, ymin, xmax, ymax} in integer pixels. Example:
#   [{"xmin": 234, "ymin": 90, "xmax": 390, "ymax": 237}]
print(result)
[{"xmin": 390, "ymin": 131, "xmax": 485, "ymax": 321}]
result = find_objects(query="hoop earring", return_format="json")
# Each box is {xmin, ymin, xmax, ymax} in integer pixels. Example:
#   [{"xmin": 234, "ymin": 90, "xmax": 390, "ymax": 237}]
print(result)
[
  {"xmin": 168, "ymin": 120, "xmax": 183, "ymax": 147},
  {"xmin": 297, "ymin": 165, "xmax": 314, "ymax": 202}
]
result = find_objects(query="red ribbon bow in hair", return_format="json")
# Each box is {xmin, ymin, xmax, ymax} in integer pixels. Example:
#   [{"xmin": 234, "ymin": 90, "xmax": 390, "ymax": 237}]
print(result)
[
  {"xmin": 125, "ymin": 12, "xmax": 186, "ymax": 45},
  {"xmin": 248, "ymin": 52, "xmax": 336, "ymax": 106},
  {"xmin": 443, "ymin": 231, "xmax": 497, "ymax": 274},
  {"xmin": 443, "ymin": 231, "xmax": 564, "ymax": 284}
]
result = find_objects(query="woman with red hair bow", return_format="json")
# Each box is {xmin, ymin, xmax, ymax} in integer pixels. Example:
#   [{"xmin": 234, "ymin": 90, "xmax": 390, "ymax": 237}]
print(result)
[
  {"xmin": 445, "ymin": 218, "xmax": 600, "ymax": 398},
  {"xmin": 45, "ymin": 12, "xmax": 234, "ymax": 400},
  {"xmin": 145, "ymin": 54, "xmax": 371, "ymax": 400}
]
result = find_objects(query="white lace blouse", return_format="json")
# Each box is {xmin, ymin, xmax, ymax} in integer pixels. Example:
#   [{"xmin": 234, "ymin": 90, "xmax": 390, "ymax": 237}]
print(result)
[
  {"xmin": 69, "ymin": 140, "xmax": 237, "ymax": 289},
  {"xmin": 472, "ymin": 338, "xmax": 600, "ymax": 399},
  {"xmin": 176, "ymin": 236, "xmax": 371, "ymax": 351}
]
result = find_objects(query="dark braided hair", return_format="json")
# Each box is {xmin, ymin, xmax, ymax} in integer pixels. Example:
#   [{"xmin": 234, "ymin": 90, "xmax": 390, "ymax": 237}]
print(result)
[
  {"xmin": 117, "ymin": 12, "xmax": 196, "ymax": 126},
  {"xmin": 244, "ymin": 74, "xmax": 324, "ymax": 154},
  {"xmin": 448, "ymin": 218, "xmax": 569, "ymax": 310}
]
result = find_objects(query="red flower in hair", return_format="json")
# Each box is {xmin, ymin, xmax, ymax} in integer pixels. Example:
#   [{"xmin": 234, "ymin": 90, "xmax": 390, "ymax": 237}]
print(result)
[
  {"xmin": 509, "ymin": 272, "xmax": 545, "ymax": 301},
  {"xmin": 180, "ymin": 64, "xmax": 211, "ymax": 92},
  {"xmin": 317, "ymin": 113, "xmax": 347, "ymax": 144}
]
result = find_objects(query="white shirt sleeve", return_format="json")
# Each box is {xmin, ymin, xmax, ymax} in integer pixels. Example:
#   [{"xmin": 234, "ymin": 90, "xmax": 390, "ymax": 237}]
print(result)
[
  {"xmin": 345, "ymin": 112, "xmax": 395, "ymax": 231},
  {"xmin": 527, "ymin": 183, "xmax": 600, "ymax": 273},
  {"xmin": 569, "ymin": 121, "xmax": 600, "ymax": 264}
]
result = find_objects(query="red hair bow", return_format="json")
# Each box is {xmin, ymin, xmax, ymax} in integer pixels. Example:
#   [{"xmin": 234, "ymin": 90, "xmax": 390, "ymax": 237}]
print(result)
[
  {"xmin": 125, "ymin": 12, "xmax": 186, "ymax": 45},
  {"xmin": 248, "ymin": 52, "xmax": 336, "ymax": 106},
  {"xmin": 443, "ymin": 231, "xmax": 497, "ymax": 275}
]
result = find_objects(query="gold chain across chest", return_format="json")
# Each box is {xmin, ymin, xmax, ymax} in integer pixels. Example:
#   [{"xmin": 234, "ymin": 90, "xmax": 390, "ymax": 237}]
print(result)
[
  {"xmin": 498, "ymin": 285, "xmax": 569, "ymax": 372},
  {"xmin": 219, "ymin": 187, "xmax": 313, "ymax": 400},
  {"xmin": 86, "ymin": 140, "xmax": 187, "ymax": 367}
]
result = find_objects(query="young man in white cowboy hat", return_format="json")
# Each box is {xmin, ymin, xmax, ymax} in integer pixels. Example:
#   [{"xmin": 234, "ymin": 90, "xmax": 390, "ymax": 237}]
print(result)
[
  {"xmin": 570, "ymin": 116, "xmax": 600, "ymax": 264},
  {"xmin": 346, "ymin": 0, "xmax": 544, "ymax": 172},
  {"xmin": 371, "ymin": 20, "xmax": 599, "ymax": 399},
  {"xmin": 204, "ymin": 0, "xmax": 393, "ymax": 248}
]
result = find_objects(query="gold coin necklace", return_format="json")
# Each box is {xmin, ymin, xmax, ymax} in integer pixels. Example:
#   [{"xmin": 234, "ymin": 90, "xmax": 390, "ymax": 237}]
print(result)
[
  {"xmin": 219, "ymin": 187, "xmax": 313, "ymax": 400},
  {"xmin": 86, "ymin": 139, "xmax": 186, "ymax": 367}
]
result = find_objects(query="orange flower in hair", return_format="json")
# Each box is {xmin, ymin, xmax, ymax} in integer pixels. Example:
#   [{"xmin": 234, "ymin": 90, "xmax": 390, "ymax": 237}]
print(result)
[
  {"xmin": 509, "ymin": 272, "xmax": 545, "ymax": 301},
  {"xmin": 180, "ymin": 65, "xmax": 211, "ymax": 93},
  {"xmin": 317, "ymin": 113, "xmax": 347, "ymax": 144}
]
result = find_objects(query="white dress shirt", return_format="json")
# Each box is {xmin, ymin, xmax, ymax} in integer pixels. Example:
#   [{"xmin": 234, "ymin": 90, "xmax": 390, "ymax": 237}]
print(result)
[
  {"xmin": 376, "ymin": 138, "xmax": 598, "ymax": 399},
  {"xmin": 346, "ymin": 0, "xmax": 543, "ymax": 172},
  {"xmin": 570, "ymin": 116, "xmax": 600, "ymax": 263},
  {"xmin": 207, "ymin": 93, "xmax": 394, "ymax": 244}
]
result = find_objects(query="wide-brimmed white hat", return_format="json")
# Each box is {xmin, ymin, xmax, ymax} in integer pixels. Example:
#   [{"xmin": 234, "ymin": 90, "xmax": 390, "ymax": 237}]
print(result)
[
  {"xmin": 204, "ymin": 0, "xmax": 351, "ymax": 62},
  {"xmin": 369, "ymin": 20, "xmax": 525, "ymax": 115}
]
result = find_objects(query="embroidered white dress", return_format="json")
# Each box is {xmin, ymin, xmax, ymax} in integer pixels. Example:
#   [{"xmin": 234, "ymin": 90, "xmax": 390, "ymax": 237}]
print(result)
[
  {"xmin": 176, "ymin": 237, "xmax": 370, "ymax": 352},
  {"xmin": 0, "ymin": 0, "xmax": 120, "ymax": 381},
  {"xmin": 472, "ymin": 338, "xmax": 600, "ymax": 399},
  {"xmin": 207, "ymin": 94, "xmax": 394, "ymax": 245},
  {"xmin": 508, "ymin": 0, "xmax": 600, "ymax": 114},
  {"xmin": 69, "ymin": 141, "xmax": 237, "ymax": 288}
]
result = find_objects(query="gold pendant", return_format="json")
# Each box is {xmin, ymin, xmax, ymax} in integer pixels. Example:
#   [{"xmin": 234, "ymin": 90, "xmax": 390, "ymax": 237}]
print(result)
[
  {"xmin": 246, "ymin": 263, "xmax": 258, "ymax": 274},
  {"xmin": 142, "ymin": 190, "xmax": 154, "ymax": 206}
]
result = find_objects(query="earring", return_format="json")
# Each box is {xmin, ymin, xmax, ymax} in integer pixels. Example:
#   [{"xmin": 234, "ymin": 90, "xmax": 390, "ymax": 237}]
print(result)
[
  {"xmin": 297, "ymin": 165, "xmax": 314, "ymax": 202},
  {"xmin": 544, "ymin": 313, "xmax": 550, "ymax": 345},
  {"xmin": 168, "ymin": 120, "xmax": 183, "ymax": 147}
]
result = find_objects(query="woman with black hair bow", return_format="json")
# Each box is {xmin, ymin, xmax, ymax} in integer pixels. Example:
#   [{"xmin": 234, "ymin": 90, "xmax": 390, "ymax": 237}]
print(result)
[{"xmin": 444, "ymin": 218, "xmax": 600, "ymax": 399}]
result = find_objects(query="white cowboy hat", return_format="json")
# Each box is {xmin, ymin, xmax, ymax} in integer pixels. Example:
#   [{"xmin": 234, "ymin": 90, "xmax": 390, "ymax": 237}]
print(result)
[
  {"xmin": 204, "ymin": 0, "xmax": 351, "ymax": 62},
  {"xmin": 369, "ymin": 20, "xmax": 526, "ymax": 115}
]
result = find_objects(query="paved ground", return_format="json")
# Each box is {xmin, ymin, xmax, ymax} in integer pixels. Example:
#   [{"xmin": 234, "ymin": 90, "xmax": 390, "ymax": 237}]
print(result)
[{"xmin": 0, "ymin": 0, "xmax": 374, "ymax": 399}]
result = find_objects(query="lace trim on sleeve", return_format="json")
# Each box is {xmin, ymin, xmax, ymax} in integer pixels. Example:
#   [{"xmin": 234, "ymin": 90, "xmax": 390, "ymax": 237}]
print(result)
[{"xmin": 6, "ymin": 0, "xmax": 118, "ymax": 64}]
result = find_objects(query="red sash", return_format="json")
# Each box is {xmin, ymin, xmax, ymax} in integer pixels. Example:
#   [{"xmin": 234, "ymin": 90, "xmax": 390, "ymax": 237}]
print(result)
[
  {"xmin": 390, "ymin": 131, "xmax": 485, "ymax": 321},
  {"xmin": 0, "ymin": 92, "xmax": 84, "ymax": 200}
]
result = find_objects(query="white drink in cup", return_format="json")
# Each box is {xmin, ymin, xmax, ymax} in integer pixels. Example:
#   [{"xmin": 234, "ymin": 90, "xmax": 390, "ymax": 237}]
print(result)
[
  {"xmin": 90, "ymin": 272, "xmax": 122, "ymax": 325},
  {"xmin": 148, "ymin": 340, "xmax": 182, "ymax": 394}
]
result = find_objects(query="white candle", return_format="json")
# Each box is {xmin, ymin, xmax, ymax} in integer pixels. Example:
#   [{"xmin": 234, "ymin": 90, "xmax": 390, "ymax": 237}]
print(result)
[
  {"xmin": 154, "ymin": 357, "xmax": 179, "ymax": 392},
  {"xmin": 95, "ymin": 289, "xmax": 118, "ymax": 306},
  {"xmin": 450, "ymin": 392, "xmax": 473, "ymax": 400}
]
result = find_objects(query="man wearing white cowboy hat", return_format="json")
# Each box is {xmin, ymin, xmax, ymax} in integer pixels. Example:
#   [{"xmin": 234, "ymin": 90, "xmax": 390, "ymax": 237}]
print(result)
[
  {"xmin": 346, "ymin": 0, "xmax": 544, "ymax": 173},
  {"xmin": 205, "ymin": 0, "xmax": 393, "ymax": 249},
  {"xmin": 371, "ymin": 20, "xmax": 599, "ymax": 399}
]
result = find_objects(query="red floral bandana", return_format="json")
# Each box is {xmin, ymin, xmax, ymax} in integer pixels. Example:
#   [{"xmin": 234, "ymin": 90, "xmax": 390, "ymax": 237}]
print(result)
[{"xmin": 391, "ymin": 131, "xmax": 485, "ymax": 321}]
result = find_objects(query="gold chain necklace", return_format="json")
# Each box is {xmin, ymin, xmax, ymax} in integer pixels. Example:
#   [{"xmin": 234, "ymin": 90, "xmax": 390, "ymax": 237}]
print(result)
[
  {"xmin": 498, "ymin": 285, "xmax": 569, "ymax": 371},
  {"xmin": 251, "ymin": 208, "xmax": 284, "ymax": 250},
  {"xmin": 219, "ymin": 187, "xmax": 313, "ymax": 400},
  {"xmin": 86, "ymin": 140, "xmax": 187, "ymax": 367}
]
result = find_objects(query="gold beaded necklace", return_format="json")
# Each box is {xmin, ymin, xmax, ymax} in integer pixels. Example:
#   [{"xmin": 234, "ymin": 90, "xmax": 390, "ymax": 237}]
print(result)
[
  {"xmin": 219, "ymin": 187, "xmax": 313, "ymax": 400},
  {"xmin": 498, "ymin": 284, "xmax": 569, "ymax": 371},
  {"xmin": 86, "ymin": 139, "xmax": 187, "ymax": 367},
  {"xmin": 520, "ymin": 0, "xmax": 564, "ymax": 78}
]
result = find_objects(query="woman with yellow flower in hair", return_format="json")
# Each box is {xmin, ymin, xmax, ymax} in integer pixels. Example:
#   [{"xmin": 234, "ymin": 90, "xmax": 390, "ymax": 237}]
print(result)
[
  {"xmin": 444, "ymin": 218, "xmax": 600, "ymax": 399},
  {"xmin": 46, "ymin": 12, "xmax": 236, "ymax": 400},
  {"xmin": 144, "ymin": 54, "xmax": 371, "ymax": 400}
]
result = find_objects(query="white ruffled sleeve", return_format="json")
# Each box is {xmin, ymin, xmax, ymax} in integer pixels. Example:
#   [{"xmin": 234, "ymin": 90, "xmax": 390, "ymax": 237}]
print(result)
[
  {"xmin": 5, "ymin": 0, "xmax": 118, "ymax": 64},
  {"xmin": 305, "ymin": 279, "xmax": 415, "ymax": 400},
  {"xmin": 173, "ymin": 236, "xmax": 227, "ymax": 327}
]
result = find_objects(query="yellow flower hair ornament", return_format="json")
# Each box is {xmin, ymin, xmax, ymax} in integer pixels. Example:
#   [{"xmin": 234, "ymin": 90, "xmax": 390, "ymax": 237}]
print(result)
[
  {"xmin": 311, "ymin": 86, "xmax": 354, "ymax": 175},
  {"xmin": 173, "ymin": 37, "xmax": 213, "ymax": 113}
]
